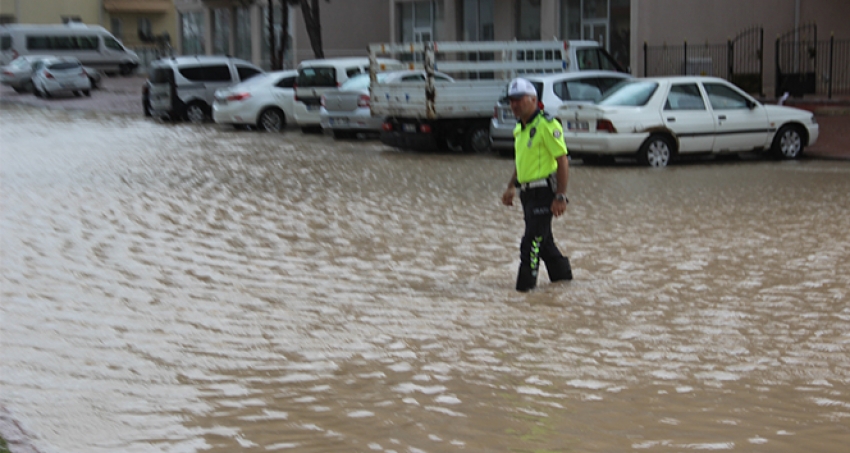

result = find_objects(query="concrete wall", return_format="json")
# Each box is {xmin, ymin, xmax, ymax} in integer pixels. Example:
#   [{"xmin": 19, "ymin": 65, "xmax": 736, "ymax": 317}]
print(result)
[{"xmin": 292, "ymin": 0, "xmax": 390, "ymax": 61}]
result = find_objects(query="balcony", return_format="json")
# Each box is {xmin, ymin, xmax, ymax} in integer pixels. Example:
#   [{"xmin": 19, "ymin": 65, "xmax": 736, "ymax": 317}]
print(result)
[{"xmin": 103, "ymin": 0, "xmax": 173, "ymax": 14}]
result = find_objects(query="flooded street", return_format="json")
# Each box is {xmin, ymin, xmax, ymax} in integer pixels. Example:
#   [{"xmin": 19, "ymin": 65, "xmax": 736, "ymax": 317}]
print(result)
[{"xmin": 1, "ymin": 105, "xmax": 848, "ymax": 453}]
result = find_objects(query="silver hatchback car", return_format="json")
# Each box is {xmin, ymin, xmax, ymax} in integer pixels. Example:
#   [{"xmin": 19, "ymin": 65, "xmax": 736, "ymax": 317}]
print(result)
[
  {"xmin": 31, "ymin": 56, "xmax": 92, "ymax": 98},
  {"xmin": 490, "ymin": 71, "xmax": 631, "ymax": 156}
]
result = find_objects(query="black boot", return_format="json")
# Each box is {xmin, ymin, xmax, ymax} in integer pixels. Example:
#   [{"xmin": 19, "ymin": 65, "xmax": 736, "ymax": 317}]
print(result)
[{"xmin": 547, "ymin": 256, "xmax": 573, "ymax": 282}]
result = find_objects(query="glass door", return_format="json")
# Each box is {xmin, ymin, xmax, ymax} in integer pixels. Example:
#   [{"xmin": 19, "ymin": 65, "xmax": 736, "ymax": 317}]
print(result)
[{"xmin": 583, "ymin": 19, "xmax": 608, "ymax": 47}]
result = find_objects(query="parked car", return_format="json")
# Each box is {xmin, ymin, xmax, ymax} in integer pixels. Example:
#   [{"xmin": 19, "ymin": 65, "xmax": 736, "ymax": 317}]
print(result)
[
  {"xmin": 212, "ymin": 70, "xmax": 297, "ymax": 132},
  {"xmin": 556, "ymin": 76, "xmax": 820, "ymax": 167},
  {"xmin": 489, "ymin": 70, "xmax": 632, "ymax": 156},
  {"xmin": 147, "ymin": 55, "xmax": 264, "ymax": 123},
  {"xmin": 294, "ymin": 57, "xmax": 404, "ymax": 131},
  {"xmin": 320, "ymin": 70, "xmax": 454, "ymax": 139},
  {"xmin": 1, "ymin": 54, "xmax": 101, "ymax": 92},
  {"xmin": 30, "ymin": 56, "xmax": 91, "ymax": 98}
]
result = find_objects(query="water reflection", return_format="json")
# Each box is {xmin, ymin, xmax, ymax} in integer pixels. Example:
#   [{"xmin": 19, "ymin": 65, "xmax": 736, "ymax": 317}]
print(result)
[{"xmin": 1, "ymin": 106, "xmax": 848, "ymax": 452}]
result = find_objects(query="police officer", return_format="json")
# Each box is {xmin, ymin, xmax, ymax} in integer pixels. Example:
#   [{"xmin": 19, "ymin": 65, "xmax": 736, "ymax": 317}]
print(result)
[{"xmin": 501, "ymin": 77, "xmax": 572, "ymax": 292}]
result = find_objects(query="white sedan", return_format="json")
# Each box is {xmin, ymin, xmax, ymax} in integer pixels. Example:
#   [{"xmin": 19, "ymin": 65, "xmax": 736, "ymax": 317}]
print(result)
[
  {"xmin": 557, "ymin": 76, "xmax": 819, "ymax": 167},
  {"xmin": 212, "ymin": 70, "xmax": 297, "ymax": 132}
]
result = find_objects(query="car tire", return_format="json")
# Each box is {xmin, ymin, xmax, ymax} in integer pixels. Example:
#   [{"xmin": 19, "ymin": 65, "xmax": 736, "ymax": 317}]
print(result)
[
  {"xmin": 771, "ymin": 124, "xmax": 804, "ymax": 159},
  {"xmin": 257, "ymin": 108, "xmax": 286, "ymax": 132},
  {"xmin": 462, "ymin": 122, "xmax": 491, "ymax": 154},
  {"xmin": 74, "ymin": 91, "xmax": 82, "ymax": 97},
  {"xmin": 332, "ymin": 130, "xmax": 355, "ymax": 139},
  {"xmin": 119, "ymin": 64, "xmax": 133, "ymax": 76},
  {"xmin": 185, "ymin": 101, "xmax": 209, "ymax": 124},
  {"xmin": 43, "ymin": 87, "xmax": 52, "ymax": 99},
  {"xmin": 83, "ymin": 89, "xmax": 91, "ymax": 97},
  {"xmin": 13, "ymin": 86, "xmax": 27, "ymax": 94},
  {"xmin": 33, "ymin": 85, "xmax": 42, "ymax": 98},
  {"xmin": 638, "ymin": 135, "xmax": 673, "ymax": 168}
]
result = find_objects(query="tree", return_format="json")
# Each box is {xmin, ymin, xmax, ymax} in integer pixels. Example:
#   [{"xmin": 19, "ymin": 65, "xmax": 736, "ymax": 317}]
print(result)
[{"xmin": 267, "ymin": 0, "xmax": 327, "ymax": 69}]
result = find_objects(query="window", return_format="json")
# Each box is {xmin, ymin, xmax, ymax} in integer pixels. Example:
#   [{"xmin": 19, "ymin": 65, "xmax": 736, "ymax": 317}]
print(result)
[
  {"xmin": 111, "ymin": 18, "xmax": 123, "ymax": 41},
  {"xmin": 398, "ymin": 1, "xmax": 436, "ymax": 43},
  {"xmin": 297, "ymin": 67, "xmax": 336, "ymax": 87},
  {"xmin": 61, "ymin": 16, "xmax": 82, "ymax": 24},
  {"xmin": 665, "ymin": 84, "xmax": 706, "ymax": 110},
  {"xmin": 345, "ymin": 67, "xmax": 362, "ymax": 78},
  {"xmin": 516, "ymin": 0, "xmax": 541, "ymax": 40},
  {"xmin": 576, "ymin": 48, "xmax": 624, "ymax": 72},
  {"xmin": 180, "ymin": 11, "xmax": 205, "ymax": 56},
  {"xmin": 599, "ymin": 81, "xmax": 658, "ymax": 106},
  {"xmin": 48, "ymin": 62, "xmax": 82, "ymax": 71},
  {"xmin": 560, "ymin": 0, "xmax": 630, "ymax": 71},
  {"xmin": 703, "ymin": 83, "xmax": 749, "ymax": 110},
  {"xmin": 74, "ymin": 36, "xmax": 99, "ymax": 50},
  {"xmin": 213, "ymin": 8, "xmax": 231, "ymax": 55},
  {"xmin": 553, "ymin": 80, "xmax": 602, "ymax": 101},
  {"xmin": 236, "ymin": 65, "xmax": 261, "ymax": 81},
  {"xmin": 276, "ymin": 75, "xmax": 295, "ymax": 88},
  {"xmin": 463, "ymin": 0, "xmax": 494, "ymax": 41},
  {"xmin": 1, "ymin": 14, "xmax": 16, "ymax": 25},
  {"xmin": 138, "ymin": 18, "xmax": 152, "ymax": 40},
  {"xmin": 180, "ymin": 65, "xmax": 231, "ymax": 82},
  {"xmin": 1, "ymin": 35, "xmax": 11, "ymax": 50},
  {"xmin": 104, "ymin": 37, "xmax": 124, "ymax": 51},
  {"xmin": 149, "ymin": 67, "xmax": 174, "ymax": 84}
]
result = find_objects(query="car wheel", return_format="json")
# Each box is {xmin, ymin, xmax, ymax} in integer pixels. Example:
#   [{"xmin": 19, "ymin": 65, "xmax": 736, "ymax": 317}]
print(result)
[
  {"xmin": 638, "ymin": 135, "xmax": 673, "ymax": 167},
  {"xmin": 463, "ymin": 123, "xmax": 491, "ymax": 154},
  {"xmin": 771, "ymin": 124, "xmax": 804, "ymax": 159},
  {"xmin": 88, "ymin": 77, "xmax": 98, "ymax": 89},
  {"xmin": 74, "ymin": 90, "xmax": 82, "ymax": 97},
  {"xmin": 83, "ymin": 89, "xmax": 91, "ymax": 97},
  {"xmin": 43, "ymin": 87, "xmax": 52, "ymax": 99},
  {"xmin": 332, "ymin": 130, "xmax": 354, "ymax": 139},
  {"xmin": 119, "ymin": 64, "xmax": 133, "ymax": 76},
  {"xmin": 185, "ymin": 102, "xmax": 209, "ymax": 124},
  {"xmin": 257, "ymin": 108, "xmax": 286, "ymax": 132},
  {"xmin": 13, "ymin": 86, "xmax": 26, "ymax": 94},
  {"xmin": 33, "ymin": 85, "xmax": 42, "ymax": 98}
]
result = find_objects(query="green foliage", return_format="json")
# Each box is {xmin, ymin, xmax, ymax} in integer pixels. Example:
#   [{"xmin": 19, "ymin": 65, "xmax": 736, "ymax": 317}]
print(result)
[{"xmin": 0, "ymin": 436, "xmax": 11, "ymax": 453}]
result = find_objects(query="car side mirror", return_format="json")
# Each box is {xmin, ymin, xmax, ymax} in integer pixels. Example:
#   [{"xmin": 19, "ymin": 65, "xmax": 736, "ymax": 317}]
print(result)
[{"xmin": 747, "ymin": 99, "xmax": 757, "ymax": 109}]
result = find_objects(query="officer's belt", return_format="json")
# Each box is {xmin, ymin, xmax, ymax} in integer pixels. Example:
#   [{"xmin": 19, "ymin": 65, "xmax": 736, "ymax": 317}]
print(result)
[{"xmin": 517, "ymin": 178, "xmax": 550, "ymax": 191}]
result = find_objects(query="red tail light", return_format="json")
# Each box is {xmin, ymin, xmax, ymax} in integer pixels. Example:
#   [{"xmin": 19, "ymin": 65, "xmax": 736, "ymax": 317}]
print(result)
[
  {"xmin": 44, "ymin": 71, "xmax": 54, "ymax": 79},
  {"xmin": 226, "ymin": 92, "xmax": 251, "ymax": 102},
  {"xmin": 420, "ymin": 124, "xmax": 432, "ymax": 133},
  {"xmin": 596, "ymin": 119, "xmax": 616, "ymax": 133},
  {"xmin": 493, "ymin": 106, "xmax": 498, "ymax": 118},
  {"xmin": 321, "ymin": 95, "xmax": 326, "ymax": 108},
  {"xmin": 357, "ymin": 94, "xmax": 370, "ymax": 108},
  {"xmin": 2, "ymin": 70, "xmax": 13, "ymax": 77},
  {"xmin": 382, "ymin": 122, "xmax": 393, "ymax": 131}
]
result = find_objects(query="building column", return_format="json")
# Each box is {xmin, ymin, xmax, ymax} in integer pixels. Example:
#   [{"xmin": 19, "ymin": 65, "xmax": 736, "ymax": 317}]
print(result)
[
  {"xmin": 203, "ymin": 7, "xmax": 213, "ymax": 55},
  {"xmin": 228, "ymin": 6, "xmax": 237, "ymax": 56},
  {"xmin": 250, "ymin": 4, "xmax": 262, "ymax": 66},
  {"xmin": 540, "ymin": 0, "xmax": 558, "ymax": 40}
]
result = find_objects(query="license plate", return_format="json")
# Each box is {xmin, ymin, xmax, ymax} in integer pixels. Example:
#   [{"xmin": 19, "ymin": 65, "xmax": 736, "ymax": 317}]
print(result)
[
  {"xmin": 329, "ymin": 117, "xmax": 348, "ymax": 126},
  {"xmin": 501, "ymin": 111, "xmax": 515, "ymax": 121},
  {"xmin": 567, "ymin": 121, "xmax": 589, "ymax": 131}
]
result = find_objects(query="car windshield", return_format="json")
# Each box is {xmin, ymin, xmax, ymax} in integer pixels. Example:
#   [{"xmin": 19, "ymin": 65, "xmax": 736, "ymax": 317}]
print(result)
[
  {"xmin": 48, "ymin": 62, "xmax": 81, "ymax": 71},
  {"xmin": 598, "ymin": 81, "xmax": 658, "ymax": 106}
]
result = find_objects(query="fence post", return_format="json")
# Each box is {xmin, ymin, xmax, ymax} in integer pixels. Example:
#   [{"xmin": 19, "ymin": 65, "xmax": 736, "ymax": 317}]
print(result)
[
  {"xmin": 828, "ymin": 33, "xmax": 834, "ymax": 99},
  {"xmin": 727, "ymin": 38, "xmax": 733, "ymax": 80},
  {"xmin": 643, "ymin": 41, "xmax": 647, "ymax": 77},
  {"xmin": 683, "ymin": 40, "xmax": 688, "ymax": 75},
  {"xmin": 759, "ymin": 27, "xmax": 764, "ymax": 97}
]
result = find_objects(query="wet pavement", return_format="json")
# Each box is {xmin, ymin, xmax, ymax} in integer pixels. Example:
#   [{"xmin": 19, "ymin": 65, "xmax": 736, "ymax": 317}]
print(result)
[{"xmin": 1, "ymin": 104, "xmax": 849, "ymax": 453}]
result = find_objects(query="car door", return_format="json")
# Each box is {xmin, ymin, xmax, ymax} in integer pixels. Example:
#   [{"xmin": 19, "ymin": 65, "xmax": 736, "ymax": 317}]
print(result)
[
  {"xmin": 662, "ymin": 83, "xmax": 715, "ymax": 153},
  {"xmin": 702, "ymin": 81, "xmax": 770, "ymax": 152},
  {"xmin": 273, "ymin": 73, "xmax": 295, "ymax": 114}
]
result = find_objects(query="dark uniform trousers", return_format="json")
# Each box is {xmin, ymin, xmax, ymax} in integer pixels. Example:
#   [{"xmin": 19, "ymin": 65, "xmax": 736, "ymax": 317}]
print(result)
[{"xmin": 516, "ymin": 187, "xmax": 573, "ymax": 291}]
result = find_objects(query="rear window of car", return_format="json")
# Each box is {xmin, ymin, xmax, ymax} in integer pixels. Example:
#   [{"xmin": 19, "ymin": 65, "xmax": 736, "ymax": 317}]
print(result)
[
  {"xmin": 297, "ymin": 66, "xmax": 336, "ymax": 87},
  {"xmin": 340, "ymin": 73, "xmax": 371, "ymax": 91},
  {"xmin": 276, "ymin": 75, "xmax": 295, "ymax": 88},
  {"xmin": 598, "ymin": 81, "xmax": 658, "ymax": 106},
  {"xmin": 179, "ymin": 65, "xmax": 231, "ymax": 82},
  {"xmin": 48, "ymin": 62, "xmax": 81, "ymax": 71},
  {"xmin": 149, "ymin": 67, "xmax": 174, "ymax": 84},
  {"xmin": 236, "ymin": 65, "xmax": 262, "ymax": 81},
  {"xmin": 1, "ymin": 35, "xmax": 11, "ymax": 51}
]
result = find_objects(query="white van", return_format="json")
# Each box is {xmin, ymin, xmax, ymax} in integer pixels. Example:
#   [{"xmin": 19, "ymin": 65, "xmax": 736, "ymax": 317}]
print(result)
[
  {"xmin": 294, "ymin": 57, "xmax": 404, "ymax": 131},
  {"xmin": 0, "ymin": 23, "xmax": 140, "ymax": 75}
]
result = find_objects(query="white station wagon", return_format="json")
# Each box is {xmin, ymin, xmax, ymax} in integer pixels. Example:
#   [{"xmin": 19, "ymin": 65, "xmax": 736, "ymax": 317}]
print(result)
[{"xmin": 557, "ymin": 76, "xmax": 820, "ymax": 167}]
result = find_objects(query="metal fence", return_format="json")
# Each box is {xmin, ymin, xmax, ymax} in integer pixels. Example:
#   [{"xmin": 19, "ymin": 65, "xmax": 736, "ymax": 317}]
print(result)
[
  {"xmin": 643, "ymin": 34, "xmax": 850, "ymax": 98},
  {"xmin": 816, "ymin": 36, "xmax": 850, "ymax": 98}
]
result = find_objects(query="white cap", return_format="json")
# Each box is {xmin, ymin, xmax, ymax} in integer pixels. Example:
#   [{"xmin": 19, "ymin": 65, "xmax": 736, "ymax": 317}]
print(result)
[{"xmin": 507, "ymin": 78, "xmax": 537, "ymax": 98}]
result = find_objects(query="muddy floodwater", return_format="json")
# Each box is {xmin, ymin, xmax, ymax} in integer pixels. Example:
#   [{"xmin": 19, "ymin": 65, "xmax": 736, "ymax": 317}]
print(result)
[{"xmin": 1, "ymin": 105, "xmax": 849, "ymax": 453}]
